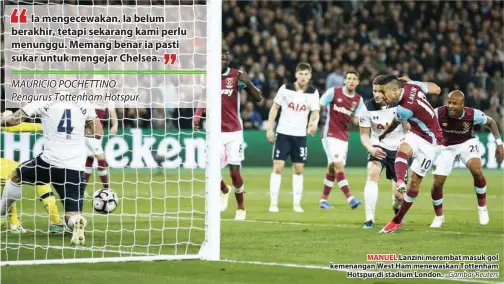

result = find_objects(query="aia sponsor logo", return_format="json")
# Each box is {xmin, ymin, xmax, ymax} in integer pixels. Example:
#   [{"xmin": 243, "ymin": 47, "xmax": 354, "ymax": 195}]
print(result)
[{"xmin": 288, "ymin": 102, "xmax": 307, "ymax": 112}]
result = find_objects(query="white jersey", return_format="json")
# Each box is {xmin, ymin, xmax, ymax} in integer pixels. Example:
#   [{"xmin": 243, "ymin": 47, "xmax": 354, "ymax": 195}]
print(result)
[
  {"xmin": 274, "ymin": 83, "xmax": 320, "ymax": 137},
  {"xmin": 22, "ymin": 101, "xmax": 97, "ymax": 171},
  {"xmin": 359, "ymin": 100, "xmax": 405, "ymax": 151}
]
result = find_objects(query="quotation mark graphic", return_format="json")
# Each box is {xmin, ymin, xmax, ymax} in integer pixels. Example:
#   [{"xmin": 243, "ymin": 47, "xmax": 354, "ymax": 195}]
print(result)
[
  {"xmin": 11, "ymin": 8, "xmax": 28, "ymax": 24},
  {"xmin": 164, "ymin": 54, "xmax": 177, "ymax": 65}
]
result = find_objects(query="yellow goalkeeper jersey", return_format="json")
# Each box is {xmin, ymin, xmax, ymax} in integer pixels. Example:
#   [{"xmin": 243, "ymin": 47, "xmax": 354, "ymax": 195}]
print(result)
[
  {"xmin": 1, "ymin": 123, "xmax": 42, "ymax": 133},
  {"xmin": 0, "ymin": 158, "xmax": 19, "ymax": 186}
]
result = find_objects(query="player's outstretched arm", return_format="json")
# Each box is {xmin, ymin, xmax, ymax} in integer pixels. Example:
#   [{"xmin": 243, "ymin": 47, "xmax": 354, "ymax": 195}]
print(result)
[
  {"xmin": 238, "ymin": 70, "xmax": 262, "ymax": 102},
  {"xmin": 378, "ymin": 118, "xmax": 400, "ymax": 141},
  {"xmin": 360, "ymin": 127, "xmax": 386, "ymax": 159},
  {"xmin": 1, "ymin": 123, "xmax": 42, "ymax": 133},
  {"xmin": 0, "ymin": 109, "xmax": 30, "ymax": 127},
  {"xmin": 266, "ymin": 103, "xmax": 280, "ymax": 144},
  {"xmin": 399, "ymin": 76, "xmax": 441, "ymax": 95},
  {"xmin": 484, "ymin": 116, "xmax": 504, "ymax": 163},
  {"xmin": 85, "ymin": 119, "xmax": 104, "ymax": 139}
]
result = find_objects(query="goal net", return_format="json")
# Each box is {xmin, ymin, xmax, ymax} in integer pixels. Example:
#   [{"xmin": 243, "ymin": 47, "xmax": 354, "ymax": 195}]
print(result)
[{"xmin": 0, "ymin": 0, "xmax": 221, "ymax": 265}]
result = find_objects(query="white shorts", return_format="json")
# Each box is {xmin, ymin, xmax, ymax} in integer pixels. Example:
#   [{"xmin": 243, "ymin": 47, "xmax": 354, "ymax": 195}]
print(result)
[
  {"xmin": 221, "ymin": 131, "xmax": 244, "ymax": 166},
  {"xmin": 433, "ymin": 138, "xmax": 481, "ymax": 176},
  {"xmin": 322, "ymin": 137, "xmax": 348, "ymax": 165},
  {"xmin": 402, "ymin": 132, "xmax": 441, "ymax": 177},
  {"xmin": 86, "ymin": 137, "xmax": 104, "ymax": 156}
]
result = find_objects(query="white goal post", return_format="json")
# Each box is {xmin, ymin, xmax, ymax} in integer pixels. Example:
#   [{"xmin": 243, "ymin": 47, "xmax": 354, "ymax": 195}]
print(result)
[{"xmin": 0, "ymin": 0, "xmax": 221, "ymax": 265}]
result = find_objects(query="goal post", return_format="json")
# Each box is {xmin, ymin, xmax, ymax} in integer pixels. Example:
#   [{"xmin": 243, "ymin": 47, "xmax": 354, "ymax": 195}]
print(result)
[
  {"xmin": 200, "ymin": 0, "xmax": 222, "ymax": 261},
  {"xmin": 0, "ymin": 0, "xmax": 221, "ymax": 265}
]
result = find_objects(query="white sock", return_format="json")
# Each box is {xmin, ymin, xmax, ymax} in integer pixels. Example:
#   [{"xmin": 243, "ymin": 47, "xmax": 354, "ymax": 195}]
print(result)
[
  {"xmin": 392, "ymin": 196, "xmax": 402, "ymax": 210},
  {"xmin": 269, "ymin": 173, "xmax": 281, "ymax": 206},
  {"xmin": 67, "ymin": 214, "xmax": 87, "ymax": 229},
  {"xmin": 0, "ymin": 180, "xmax": 22, "ymax": 217},
  {"xmin": 293, "ymin": 174, "xmax": 303, "ymax": 206},
  {"xmin": 364, "ymin": 180, "xmax": 378, "ymax": 222}
]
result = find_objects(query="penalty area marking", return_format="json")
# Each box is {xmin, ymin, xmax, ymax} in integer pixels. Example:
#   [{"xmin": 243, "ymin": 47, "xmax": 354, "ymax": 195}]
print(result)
[{"xmin": 221, "ymin": 259, "xmax": 501, "ymax": 284}]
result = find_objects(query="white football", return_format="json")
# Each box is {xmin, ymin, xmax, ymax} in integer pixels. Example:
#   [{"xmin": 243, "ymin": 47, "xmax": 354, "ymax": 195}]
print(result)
[{"xmin": 93, "ymin": 189, "xmax": 119, "ymax": 214}]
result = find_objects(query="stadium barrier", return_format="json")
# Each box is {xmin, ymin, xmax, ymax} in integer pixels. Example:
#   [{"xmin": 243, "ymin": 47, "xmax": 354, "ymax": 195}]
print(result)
[{"xmin": 1, "ymin": 130, "xmax": 503, "ymax": 169}]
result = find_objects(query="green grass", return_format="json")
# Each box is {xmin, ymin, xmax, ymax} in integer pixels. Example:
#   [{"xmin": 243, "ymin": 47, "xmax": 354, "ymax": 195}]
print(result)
[{"xmin": 1, "ymin": 167, "xmax": 503, "ymax": 284}]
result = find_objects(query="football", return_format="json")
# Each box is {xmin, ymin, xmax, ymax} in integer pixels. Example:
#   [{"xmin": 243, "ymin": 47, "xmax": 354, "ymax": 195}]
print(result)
[{"xmin": 93, "ymin": 189, "xmax": 119, "ymax": 214}]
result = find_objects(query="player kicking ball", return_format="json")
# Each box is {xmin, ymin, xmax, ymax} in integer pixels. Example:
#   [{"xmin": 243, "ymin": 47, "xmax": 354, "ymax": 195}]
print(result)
[
  {"xmin": 319, "ymin": 70, "xmax": 364, "ymax": 209},
  {"xmin": 194, "ymin": 45, "xmax": 262, "ymax": 220},
  {"xmin": 359, "ymin": 76, "xmax": 409, "ymax": 228},
  {"xmin": 429, "ymin": 90, "xmax": 504, "ymax": 227},
  {"xmin": 267, "ymin": 63, "xmax": 320, "ymax": 213},
  {"xmin": 374, "ymin": 75, "xmax": 442, "ymax": 233},
  {"xmin": 0, "ymin": 101, "xmax": 103, "ymax": 245}
]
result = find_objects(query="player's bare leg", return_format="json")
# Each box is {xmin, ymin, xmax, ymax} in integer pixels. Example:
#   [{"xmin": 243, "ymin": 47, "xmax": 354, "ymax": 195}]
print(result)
[
  {"xmin": 269, "ymin": 160, "xmax": 284, "ymax": 212},
  {"xmin": 219, "ymin": 154, "xmax": 231, "ymax": 212},
  {"xmin": 319, "ymin": 163, "xmax": 336, "ymax": 209},
  {"xmin": 292, "ymin": 163, "xmax": 305, "ymax": 212},
  {"xmin": 381, "ymin": 143, "xmax": 416, "ymax": 233},
  {"xmin": 430, "ymin": 175, "xmax": 447, "ymax": 228},
  {"xmin": 95, "ymin": 153, "xmax": 109, "ymax": 189},
  {"xmin": 467, "ymin": 158, "xmax": 489, "ymax": 225},
  {"xmin": 229, "ymin": 164, "xmax": 245, "ymax": 220},
  {"xmin": 363, "ymin": 161, "xmax": 381, "ymax": 228}
]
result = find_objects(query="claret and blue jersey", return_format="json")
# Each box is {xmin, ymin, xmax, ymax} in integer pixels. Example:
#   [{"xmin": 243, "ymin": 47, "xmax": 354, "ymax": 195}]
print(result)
[
  {"xmin": 435, "ymin": 106, "xmax": 488, "ymax": 146},
  {"xmin": 394, "ymin": 82, "xmax": 444, "ymax": 145}
]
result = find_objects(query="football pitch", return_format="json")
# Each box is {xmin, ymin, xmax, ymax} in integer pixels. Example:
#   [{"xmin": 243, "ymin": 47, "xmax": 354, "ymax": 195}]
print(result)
[{"xmin": 1, "ymin": 167, "xmax": 503, "ymax": 284}]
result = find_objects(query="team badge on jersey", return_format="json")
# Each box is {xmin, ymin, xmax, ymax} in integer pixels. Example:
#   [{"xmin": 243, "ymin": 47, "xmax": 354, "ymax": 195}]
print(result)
[
  {"xmin": 463, "ymin": 122, "xmax": 471, "ymax": 131},
  {"xmin": 226, "ymin": 78, "xmax": 234, "ymax": 88},
  {"xmin": 351, "ymin": 101, "xmax": 358, "ymax": 111}
]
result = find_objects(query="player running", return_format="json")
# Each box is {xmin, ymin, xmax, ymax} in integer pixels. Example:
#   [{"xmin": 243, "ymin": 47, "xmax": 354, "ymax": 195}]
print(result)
[
  {"xmin": 374, "ymin": 75, "xmax": 442, "ymax": 233},
  {"xmin": 0, "ymin": 116, "xmax": 68, "ymax": 234},
  {"xmin": 319, "ymin": 70, "xmax": 364, "ymax": 210},
  {"xmin": 0, "ymin": 101, "xmax": 103, "ymax": 245},
  {"xmin": 84, "ymin": 101, "xmax": 118, "ymax": 193},
  {"xmin": 359, "ymin": 76, "xmax": 409, "ymax": 228},
  {"xmin": 266, "ymin": 63, "xmax": 320, "ymax": 213},
  {"xmin": 429, "ymin": 90, "xmax": 504, "ymax": 227},
  {"xmin": 194, "ymin": 45, "xmax": 262, "ymax": 220}
]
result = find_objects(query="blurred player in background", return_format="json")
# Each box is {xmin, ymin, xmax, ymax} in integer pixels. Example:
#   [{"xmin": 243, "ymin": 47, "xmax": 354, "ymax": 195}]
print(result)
[
  {"xmin": 84, "ymin": 101, "xmax": 117, "ymax": 193},
  {"xmin": 429, "ymin": 90, "xmax": 504, "ymax": 228},
  {"xmin": 194, "ymin": 44, "xmax": 262, "ymax": 220},
  {"xmin": 319, "ymin": 70, "xmax": 364, "ymax": 210},
  {"xmin": 0, "ymin": 111, "xmax": 67, "ymax": 234},
  {"xmin": 375, "ymin": 75, "xmax": 442, "ymax": 233},
  {"xmin": 358, "ymin": 76, "xmax": 409, "ymax": 229},
  {"xmin": 266, "ymin": 63, "xmax": 320, "ymax": 213},
  {"xmin": 0, "ymin": 101, "xmax": 103, "ymax": 245}
]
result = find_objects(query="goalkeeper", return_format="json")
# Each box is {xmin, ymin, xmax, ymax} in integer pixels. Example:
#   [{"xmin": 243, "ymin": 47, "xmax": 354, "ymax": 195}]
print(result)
[{"xmin": 0, "ymin": 114, "xmax": 68, "ymax": 234}]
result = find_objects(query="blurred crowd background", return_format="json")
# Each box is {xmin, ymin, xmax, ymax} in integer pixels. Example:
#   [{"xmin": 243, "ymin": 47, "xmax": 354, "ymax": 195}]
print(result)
[{"xmin": 1, "ymin": 0, "xmax": 503, "ymax": 132}]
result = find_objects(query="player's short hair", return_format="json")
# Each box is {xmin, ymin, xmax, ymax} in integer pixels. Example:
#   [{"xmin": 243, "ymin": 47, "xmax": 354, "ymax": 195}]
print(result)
[
  {"xmin": 372, "ymin": 75, "xmax": 385, "ymax": 85},
  {"xmin": 374, "ymin": 74, "xmax": 399, "ymax": 87},
  {"xmin": 344, "ymin": 70, "xmax": 360, "ymax": 80},
  {"xmin": 296, "ymin": 62, "xmax": 312, "ymax": 73}
]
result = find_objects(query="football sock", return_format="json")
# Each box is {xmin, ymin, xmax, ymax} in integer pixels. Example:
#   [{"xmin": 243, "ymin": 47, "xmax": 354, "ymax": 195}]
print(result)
[
  {"xmin": 364, "ymin": 180, "xmax": 378, "ymax": 222},
  {"xmin": 336, "ymin": 172, "xmax": 353, "ymax": 202},
  {"xmin": 84, "ymin": 157, "xmax": 94, "ymax": 184},
  {"xmin": 321, "ymin": 173, "xmax": 335, "ymax": 200},
  {"xmin": 97, "ymin": 159, "xmax": 109, "ymax": 189},
  {"xmin": 37, "ymin": 185, "xmax": 61, "ymax": 225},
  {"xmin": 269, "ymin": 173, "xmax": 281, "ymax": 206},
  {"xmin": 231, "ymin": 169, "xmax": 244, "ymax": 210},
  {"xmin": 292, "ymin": 174, "xmax": 303, "ymax": 206},
  {"xmin": 220, "ymin": 180, "xmax": 229, "ymax": 194},
  {"xmin": 7, "ymin": 202, "xmax": 20, "ymax": 227},
  {"xmin": 474, "ymin": 175, "xmax": 487, "ymax": 207},
  {"xmin": 392, "ymin": 195, "xmax": 402, "ymax": 211},
  {"xmin": 0, "ymin": 180, "xmax": 22, "ymax": 217},
  {"xmin": 431, "ymin": 184, "xmax": 444, "ymax": 216},
  {"xmin": 394, "ymin": 151, "xmax": 409, "ymax": 184},
  {"xmin": 393, "ymin": 189, "xmax": 418, "ymax": 224}
]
